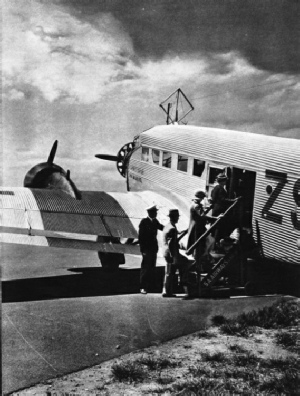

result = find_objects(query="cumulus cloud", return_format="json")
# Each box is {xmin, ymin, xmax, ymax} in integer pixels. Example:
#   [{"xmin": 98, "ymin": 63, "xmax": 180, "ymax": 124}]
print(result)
[
  {"xmin": 3, "ymin": 0, "xmax": 299, "ymax": 140},
  {"xmin": 3, "ymin": 0, "xmax": 137, "ymax": 103}
]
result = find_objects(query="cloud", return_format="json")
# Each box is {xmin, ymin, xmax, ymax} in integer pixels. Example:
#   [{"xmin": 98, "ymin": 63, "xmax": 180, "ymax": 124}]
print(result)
[
  {"xmin": 3, "ymin": 0, "xmax": 137, "ymax": 104},
  {"xmin": 56, "ymin": 0, "xmax": 300, "ymax": 74},
  {"xmin": 3, "ymin": 0, "xmax": 299, "ymax": 142}
]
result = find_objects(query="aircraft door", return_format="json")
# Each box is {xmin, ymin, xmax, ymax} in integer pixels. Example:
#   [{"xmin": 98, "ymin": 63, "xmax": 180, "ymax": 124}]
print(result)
[
  {"xmin": 206, "ymin": 165, "xmax": 226, "ymax": 198},
  {"xmin": 230, "ymin": 168, "xmax": 256, "ymax": 230}
]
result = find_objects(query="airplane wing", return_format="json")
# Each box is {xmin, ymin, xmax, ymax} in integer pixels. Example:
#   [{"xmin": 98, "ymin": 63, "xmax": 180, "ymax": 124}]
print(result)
[{"xmin": 1, "ymin": 188, "xmax": 189, "ymax": 255}]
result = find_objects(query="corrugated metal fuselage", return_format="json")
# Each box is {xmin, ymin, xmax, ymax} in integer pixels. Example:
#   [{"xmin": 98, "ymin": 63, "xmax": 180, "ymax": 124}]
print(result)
[{"xmin": 127, "ymin": 125, "xmax": 300, "ymax": 266}]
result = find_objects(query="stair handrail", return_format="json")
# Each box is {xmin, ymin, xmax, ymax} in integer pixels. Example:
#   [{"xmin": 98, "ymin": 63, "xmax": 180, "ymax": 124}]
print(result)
[{"xmin": 186, "ymin": 197, "xmax": 242, "ymax": 255}]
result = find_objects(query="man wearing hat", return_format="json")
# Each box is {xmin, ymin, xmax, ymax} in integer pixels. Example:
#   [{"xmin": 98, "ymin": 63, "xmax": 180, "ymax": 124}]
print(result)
[
  {"xmin": 186, "ymin": 190, "xmax": 218, "ymax": 267},
  {"xmin": 211, "ymin": 173, "xmax": 237, "ymax": 247},
  {"xmin": 162, "ymin": 208, "xmax": 189, "ymax": 297},
  {"xmin": 211, "ymin": 174, "xmax": 231, "ymax": 216},
  {"xmin": 138, "ymin": 205, "xmax": 164, "ymax": 294}
]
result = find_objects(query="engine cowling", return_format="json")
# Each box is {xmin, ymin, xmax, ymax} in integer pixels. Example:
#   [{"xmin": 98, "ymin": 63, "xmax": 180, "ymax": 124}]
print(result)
[{"xmin": 24, "ymin": 140, "xmax": 81, "ymax": 199}]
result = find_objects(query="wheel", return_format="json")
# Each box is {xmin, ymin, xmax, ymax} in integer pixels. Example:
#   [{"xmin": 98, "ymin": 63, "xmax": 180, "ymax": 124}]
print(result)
[
  {"xmin": 98, "ymin": 252, "xmax": 124, "ymax": 271},
  {"xmin": 245, "ymin": 281, "xmax": 258, "ymax": 296}
]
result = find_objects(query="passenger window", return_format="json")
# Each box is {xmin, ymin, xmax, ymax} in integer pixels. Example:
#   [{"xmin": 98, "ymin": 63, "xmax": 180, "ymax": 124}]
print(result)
[
  {"xmin": 177, "ymin": 155, "xmax": 188, "ymax": 172},
  {"xmin": 141, "ymin": 147, "xmax": 150, "ymax": 162},
  {"xmin": 193, "ymin": 159, "xmax": 205, "ymax": 177},
  {"xmin": 152, "ymin": 149, "xmax": 160, "ymax": 165},
  {"xmin": 162, "ymin": 151, "xmax": 172, "ymax": 168}
]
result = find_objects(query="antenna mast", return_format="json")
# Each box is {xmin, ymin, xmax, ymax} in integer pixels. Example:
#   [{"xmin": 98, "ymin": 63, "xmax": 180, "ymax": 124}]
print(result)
[{"xmin": 159, "ymin": 88, "xmax": 194, "ymax": 125}]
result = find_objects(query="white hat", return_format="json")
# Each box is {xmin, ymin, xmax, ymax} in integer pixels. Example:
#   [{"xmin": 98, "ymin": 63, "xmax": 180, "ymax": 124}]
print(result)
[{"xmin": 146, "ymin": 205, "xmax": 158, "ymax": 212}]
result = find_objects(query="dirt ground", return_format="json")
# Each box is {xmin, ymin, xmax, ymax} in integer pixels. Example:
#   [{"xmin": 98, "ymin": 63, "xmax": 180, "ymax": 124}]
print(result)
[{"xmin": 11, "ymin": 299, "xmax": 300, "ymax": 396}]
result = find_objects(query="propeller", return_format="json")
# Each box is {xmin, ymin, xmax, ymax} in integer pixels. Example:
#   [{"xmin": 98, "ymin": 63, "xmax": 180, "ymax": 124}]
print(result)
[
  {"xmin": 95, "ymin": 141, "xmax": 136, "ymax": 177},
  {"xmin": 23, "ymin": 140, "xmax": 81, "ymax": 199},
  {"xmin": 47, "ymin": 140, "xmax": 58, "ymax": 164},
  {"xmin": 95, "ymin": 154, "xmax": 118, "ymax": 161}
]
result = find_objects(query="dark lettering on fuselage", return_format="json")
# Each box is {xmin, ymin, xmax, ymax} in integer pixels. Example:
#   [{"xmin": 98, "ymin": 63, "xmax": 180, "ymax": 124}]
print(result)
[
  {"xmin": 262, "ymin": 170, "xmax": 288, "ymax": 224},
  {"xmin": 130, "ymin": 166, "xmax": 144, "ymax": 175},
  {"xmin": 291, "ymin": 179, "xmax": 300, "ymax": 231},
  {"xmin": 129, "ymin": 173, "xmax": 142, "ymax": 183}
]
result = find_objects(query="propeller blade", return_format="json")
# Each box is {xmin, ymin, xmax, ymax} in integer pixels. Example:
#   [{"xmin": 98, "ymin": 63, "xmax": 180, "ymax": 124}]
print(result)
[
  {"xmin": 95, "ymin": 154, "xmax": 118, "ymax": 161},
  {"xmin": 47, "ymin": 140, "xmax": 58, "ymax": 164}
]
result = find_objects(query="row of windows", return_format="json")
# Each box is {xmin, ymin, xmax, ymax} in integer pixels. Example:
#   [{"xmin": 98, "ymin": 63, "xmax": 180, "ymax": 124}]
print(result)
[{"xmin": 141, "ymin": 147, "xmax": 206, "ymax": 177}]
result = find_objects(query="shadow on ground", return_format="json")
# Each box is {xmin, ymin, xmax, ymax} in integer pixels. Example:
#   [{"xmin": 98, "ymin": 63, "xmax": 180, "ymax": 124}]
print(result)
[{"xmin": 2, "ymin": 267, "xmax": 166, "ymax": 303}]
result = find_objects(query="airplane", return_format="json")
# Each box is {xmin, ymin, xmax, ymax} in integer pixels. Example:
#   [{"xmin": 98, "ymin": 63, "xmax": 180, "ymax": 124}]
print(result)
[{"xmin": 1, "ymin": 89, "xmax": 300, "ymax": 296}]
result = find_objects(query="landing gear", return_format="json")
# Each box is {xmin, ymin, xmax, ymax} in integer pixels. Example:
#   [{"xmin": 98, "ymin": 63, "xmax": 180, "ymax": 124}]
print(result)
[
  {"xmin": 98, "ymin": 252, "xmax": 124, "ymax": 271},
  {"xmin": 97, "ymin": 236, "xmax": 125, "ymax": 271}
]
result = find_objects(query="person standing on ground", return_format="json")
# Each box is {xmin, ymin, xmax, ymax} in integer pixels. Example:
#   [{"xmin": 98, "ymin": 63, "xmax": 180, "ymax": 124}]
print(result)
[
  {"xmin": 162, "ymin": 208, "xmax": 189, "ymax": 298},
  {"xmin": 138, "ymin": 205, "xmax": 164, "ymax": 294}
]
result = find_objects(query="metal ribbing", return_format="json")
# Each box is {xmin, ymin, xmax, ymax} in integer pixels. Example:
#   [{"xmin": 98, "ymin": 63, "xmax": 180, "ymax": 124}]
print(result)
[
  {"xmin": 141, "ymin": 126, "xmax": 299, "ymax": 175},
  {"xmin": 1, "ymin": 209, "xmax": 28, "ymax": 228},
  {"xmin": 41, "ymin": 213, "xmax": 109, "ymax": 236},
  {"xmin": 103, "ymin": 216, "xmax": 138, "ymax": 238},
  {"xmin": 1, "ymin": 234, "xmax": 48, "ymax": 246},
  {"xmin": 252, "ymin": 172, "xmax": 299, "ymax": 264},
  {"xmin": 108, "ymin": 192, "xmax": 151, "ymax": 218},
  {"xmin": 27, "ymin": 210, "xmax": 44, "ymax": 229},
  {"xmin": 129, "ymin": 159, "xmax": 206, "ymax": 201},
  {"xmin": 31, "ymin": 189, "xmax": 101, "ymax": 214},
  {"xmin": 1, "ymin": 188, "xmax": 38, "ymax": 210},
  {"xmin": 80, "ymin": 191, "xmax": 127, "ymax": 216}
]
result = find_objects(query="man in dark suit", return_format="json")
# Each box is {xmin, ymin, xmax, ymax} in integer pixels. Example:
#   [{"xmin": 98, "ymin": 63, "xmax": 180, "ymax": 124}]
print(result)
[
  {"xmin": 211, "ymin": 173, "xmax": 237, "ymax": 247},
  {"xmin": 138, "ymin": 205, "xmax": 164, "ymax": 294},
  {"xmin": 211, "ymin": 174, "xmax": 231, "ymax": 216}
]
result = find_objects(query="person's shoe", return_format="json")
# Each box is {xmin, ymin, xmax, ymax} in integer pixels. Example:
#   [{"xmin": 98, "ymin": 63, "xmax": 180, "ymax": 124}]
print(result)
[
  {"xmin": 162, "ymin": 293, "xmax": 176, "ymax": 297},
  {"xmin": 182, "ymin": 294, "xmax": 192, "ymax": 300},
  {"xmin": 140, "ymin": 289, "xmax": 147, "ymax": 294}
]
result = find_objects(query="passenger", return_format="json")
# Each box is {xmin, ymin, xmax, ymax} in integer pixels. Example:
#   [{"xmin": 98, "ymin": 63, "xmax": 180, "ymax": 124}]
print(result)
[
  {"xmin": 162, "ymin": 208, "xmax": 189, "ymax": 298},
  {"xmin": 210, "ymin": 173, "xmax": 238, "ymax": 248},
  {"xmin": 138, "ymin": 205, "xmax": 164, "ymax": 294},
  {"xmin": 186, "ymin": 189, "xmax": 220, "ymax": 270}
]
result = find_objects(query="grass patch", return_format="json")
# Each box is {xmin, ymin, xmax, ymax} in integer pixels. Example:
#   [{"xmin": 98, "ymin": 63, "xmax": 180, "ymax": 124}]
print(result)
[
  {"xmin": 233, "ymin": 352, "xmax": 260, "ymax": 367},
  {"xmin": 201, "ymin": 351, "xmax": 228, "ymax": 363},
  {"xmin": 136, "ymin": 355, "xmax": 179, "ymax": 370},
  {"xmin": 211, "ymin": 314, "xmax": 227, "ymax": 326},
  {"xmin": 228, "ymin": 344, "xmax": 248, "ymax": 353},
  {"xmin": 259, "ymin": 369, "xmax": 300, "ymax": 394},
  {"xmin": 220, "ymin": 321, "xmax": 255, "ymax": 337},
  {"xmin": 171, "ymin": 377, "xmax": 225, "ymax": 393},
  {"xmin": 235, "ymin": 299, "xmax": 300, "ymax": 329},
  {"xmin": 156, "ymin": 376, "xmax": 174, "ymax": 385},
  {"xmin": 260, "ymin": 356, "xmax": 300, "ymax": 371},
  {"xmin": 196, "ymin": 329, "xmax": 216, "ymax": 338},
  {"xmin": 188, "ymin": 365, "xmax": 215, "ymax": 378},
  {"xmin": 111, "ymin": 360, "xmax": 145, "ymax": 383},
  {"xmin": 212, "ymin": 300, "xmax": 300, "ymax": 332},
  {"xmin": 276, "ymin": 331, "xmax": 298, "ymax": 349}
]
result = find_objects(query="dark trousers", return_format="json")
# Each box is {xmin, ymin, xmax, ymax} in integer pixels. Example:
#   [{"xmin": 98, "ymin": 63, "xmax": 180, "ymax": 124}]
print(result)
[
  {"xmin": 163, "ymin": 255, "xmax": 189, "ymax": 295},
  {"xmin": 140, "ymin": 252, "xmax": 157, "ymax": 290}
]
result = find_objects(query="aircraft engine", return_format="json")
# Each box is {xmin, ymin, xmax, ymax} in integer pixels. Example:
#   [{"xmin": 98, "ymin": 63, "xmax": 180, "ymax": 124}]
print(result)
[
  {"xmin": 95, "ymin": 140, "xmax": 137, "ymax": 177},
  {"xmin": 23, "ymin": 140, "xmax": 81, "ymax": 199}
]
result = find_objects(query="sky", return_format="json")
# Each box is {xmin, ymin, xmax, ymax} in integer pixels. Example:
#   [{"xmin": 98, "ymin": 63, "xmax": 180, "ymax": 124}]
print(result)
[{"xmin": 2, "ymin": 0, "xmax": 300, "ymax": 191}]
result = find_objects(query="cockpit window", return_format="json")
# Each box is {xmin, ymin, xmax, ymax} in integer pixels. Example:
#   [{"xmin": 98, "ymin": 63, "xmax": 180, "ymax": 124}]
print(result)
[
  {"xmin": 193, "ymin": 159, "xmax": 205, "ymax": 177},
  {"xmin": 152, "ymin": 149, "xmax": 160, "ymax": 165},
  {"xmin": 162, "ymin": 151, "xmax": 172, "ymax": 168},
  {"xmin": 141, "ymin": 147, "xmax": 150, "ymax": 162},
  {"xmin": 177, "ymin": 155, "xmax": 188, "ymax": 172}
]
